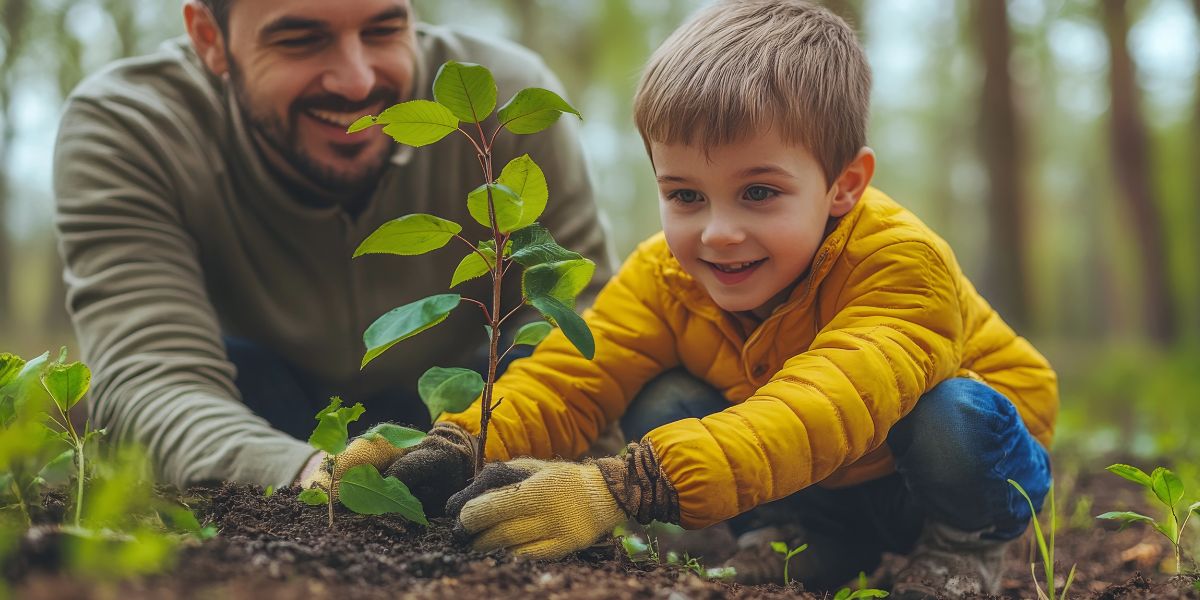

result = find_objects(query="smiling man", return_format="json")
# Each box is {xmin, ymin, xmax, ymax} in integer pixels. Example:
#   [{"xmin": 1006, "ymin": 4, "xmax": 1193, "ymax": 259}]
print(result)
[{"xmin": 51, "ymin": 0, "xmax": 613, "ymax": 489}]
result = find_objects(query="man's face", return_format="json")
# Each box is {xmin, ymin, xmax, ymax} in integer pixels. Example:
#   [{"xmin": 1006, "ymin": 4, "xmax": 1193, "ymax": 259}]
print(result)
[
  {"xmin": 653, "ymin": 131, "xmax": 841, "ymax": 314},
  {"xmin": 221, "ymin": 0, "xmax": 416, "ymax": 191}
]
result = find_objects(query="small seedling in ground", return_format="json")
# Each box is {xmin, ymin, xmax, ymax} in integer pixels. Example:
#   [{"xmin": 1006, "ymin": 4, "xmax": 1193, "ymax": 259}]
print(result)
[
  {"xmin": 1010, "ymin": 479, "xmax": 1076, "ymax": 600},
  {"xmin": 299, "ymin": 397, "xmax": 428, "ymax": 528},
  {"xmin": 1097, "ymin": 463, "xmax": 1200, "ymax": 574},
  {"xmin": 350, "ymin": 61, "xmax": 596, "ymax": 471},
  {"xmin": 771, "ymin": 540, "xmax": 808, "ymax": 585},
  {"xmin": 833, "ymin": 571, "xmax": 889, "ymax": 599}
]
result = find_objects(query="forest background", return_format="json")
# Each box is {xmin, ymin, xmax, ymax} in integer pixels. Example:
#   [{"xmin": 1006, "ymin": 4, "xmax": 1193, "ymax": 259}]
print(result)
[{"xmin": 2, "ymin": 0, "xmax": 1198, "ymax": 476}]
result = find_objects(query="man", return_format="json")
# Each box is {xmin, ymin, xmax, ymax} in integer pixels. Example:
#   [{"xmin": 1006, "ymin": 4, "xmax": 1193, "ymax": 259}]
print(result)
[{"xmin": 52, "ymin": 0, "xmax": 613, "ymax": 489}]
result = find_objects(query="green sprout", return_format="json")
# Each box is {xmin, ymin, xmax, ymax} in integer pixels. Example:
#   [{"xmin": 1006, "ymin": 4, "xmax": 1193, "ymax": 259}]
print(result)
[
  {"xmin": 350, "ymin": 61, "xmax": 596, "ymax": 471},
  {"xmin": 770, "ymin": 540, "xmax": 808, "ymax": 586},
  {"xmin": 299, "ymin": 397, "xmax": 428, "ymax": 528},
  {"xmin": 1097, "ymin": 463, "xmax": 1200, "ymax": 574},
  {"xmin": 1010, "ymin": 479, "xmax": 1077, "ymax": 600},
  {"xmin": 833, "ymin": 571, "xmax": 889, "ymax": 599}
]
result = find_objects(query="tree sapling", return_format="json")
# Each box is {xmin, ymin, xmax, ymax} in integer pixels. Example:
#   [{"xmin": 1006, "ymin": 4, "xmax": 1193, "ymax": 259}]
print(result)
[
  {"xmin": 770, "ymin": 540, "xmax": 808, "ymax": 586},
  {"xmin": 1097, "ymin": 463, "xmax": 1200, "ymax": 574},
  {"xmin": 349, "ymin": 61, "xmax": 596, "ymax": 473}
]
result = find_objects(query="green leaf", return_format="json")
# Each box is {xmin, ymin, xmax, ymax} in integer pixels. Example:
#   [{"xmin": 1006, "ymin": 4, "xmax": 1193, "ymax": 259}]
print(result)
[
  {"xmin": 418, "ymin": 367, "xmax": 484, "ymax": 420},
  {"xmin": 770, "ymin": 541, "xmax": 788, "ymax": 555},
  {"xmin": 298, "ymin": 488, "xmax": 328, "ymax": 506},
  {"xmin": 353, "ymin": 214, "xmax": 462, "ymax": 258},
  {"xmin": 308, "ymin": 396, "xmax": 366, "ymax": 455},
  {"xmin": 1154, "ymin": 520, "xmax": 1179, "ymax": 544},
  {"xmin": 1106, "ymin": 463, "xmax": 1153, "ymax": 489},
  {"xmin": 510, "ymin": 224, "xmax": 582, "ymax": 268},
  {"xmin": 41, "ymin": 362, "xmax": 91, "ymax": 414},
  {"xmin": 338, "ymin": 464, "xmax": 428, "ymax": 525},
  {"xmin": 38, "ymin": 449, "xmax": 75, "ymax": 487},
  {"xmin": 362, "ymin": 294, "xmax": 462, "ymax": 368},
  {"xmin": 450, "ymin": 245, "xmax": 496, "ymax": 288},
  {"xmin": 787, "ymin": 544, "xmax": 808, "ymax": 559},
  {"xmin": 347, "ymin": 115, "xmax": 376, "ymax": 133},
  {"xmin": 527, "ymin": 295, "xmax": 595, "ymax": 360},
  {"xmin": 1150, "ymin": 467, "xmax": 1185, "ymax": 508},
  {"xmin": 497, "ymin": 87, "xmax": 581, "ymax": 135},
  {"xmin": 1, "ymin": 351, "xmax": 51, "ymax": 418},
  {"xmin": 374, "ymin": 100, "xmax": 459, "ymax": 147},
  {"xmin": 263, "ymin": 485, "xmax": 275, "ymax": 498},
  {"xmin": 844, "ymin": 590, "xmax": 889, "ymax": 600},
  {"xmin": 467, "ymin": 183, "xmax": 523, "ymax": 233},
  {"xmin": 513, "ymin": 321, "xmax": 553, "ymax": 347},
  {"xmin": 432, "ymin": 61, "xmax": 497, "ymax": 123},
  {"xmin": 835, "ymin": 590, "xmax": 851, "ymax": 600},
  {"xmin": 363, "ymin": 423, "xmax": 426, "ymax": 449},
  {"xmin": 523, "ymin": 258, "xmax": 596, "ymax": 307},
  {"xmin": 0, "ymin": 354, "xmax": 26, "ymax": 389},
  {"xmin": 1096, "ymin": 510, "xmax": 1156, "ymax": 529},
  {"xmin": 497, "ymin": 155, "xmax": 548, "ymax": 230}
]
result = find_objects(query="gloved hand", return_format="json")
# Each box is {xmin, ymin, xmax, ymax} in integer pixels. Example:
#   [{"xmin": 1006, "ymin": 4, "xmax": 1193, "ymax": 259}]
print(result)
[
  {"xmin": 382, "ymin": 421, "xmax": 478, "ymax": 516},
  {"xmin": 446, "ymin": 442, "xmax": 679, "ymax": 560},
  {"xmin": 299, "ymin": 431, "xmax": 408, "ymax": 499}
]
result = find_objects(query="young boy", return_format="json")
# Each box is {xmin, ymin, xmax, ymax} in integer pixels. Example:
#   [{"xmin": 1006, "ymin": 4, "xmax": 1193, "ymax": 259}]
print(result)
[{"xmin": 345, "ymin": 1, "xmax": 1057, "ymax": 596}]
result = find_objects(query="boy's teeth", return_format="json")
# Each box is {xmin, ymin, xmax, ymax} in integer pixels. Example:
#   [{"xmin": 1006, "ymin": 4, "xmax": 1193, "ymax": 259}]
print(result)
[{"xmin": 713, "ymin": 260, "xmax": 758, "ymax": 272}]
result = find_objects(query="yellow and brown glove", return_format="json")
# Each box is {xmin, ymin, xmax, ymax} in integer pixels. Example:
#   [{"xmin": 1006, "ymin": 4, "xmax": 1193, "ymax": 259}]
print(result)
[
  {"xmin": 445, "ymin": 442, "xmax": 679, "ymax": 560},
  {"xmin": 300, "ymin": 432, "xmax": 408, "ymax": 499},
  {"xmin": 382, "ymin": 421, "xmax": 478, "ymax": 516}
]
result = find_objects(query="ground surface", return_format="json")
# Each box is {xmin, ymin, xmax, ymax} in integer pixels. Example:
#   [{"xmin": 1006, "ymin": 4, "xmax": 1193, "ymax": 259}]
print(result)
[{"xmin": 9, "ymin": 464, "xmax": 1200, "ymax": 599}]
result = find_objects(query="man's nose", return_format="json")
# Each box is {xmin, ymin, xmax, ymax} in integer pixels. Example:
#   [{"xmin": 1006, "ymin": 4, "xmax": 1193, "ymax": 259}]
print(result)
[{"xmin": 322, "ymin": 38, "xmax": 376, "ymax": 101}]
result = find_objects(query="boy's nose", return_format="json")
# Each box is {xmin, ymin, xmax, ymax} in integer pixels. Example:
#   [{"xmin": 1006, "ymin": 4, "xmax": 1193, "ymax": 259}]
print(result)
[{"xmin": 700, "ymin": 216, "xmax": 747, "ymax": 247}]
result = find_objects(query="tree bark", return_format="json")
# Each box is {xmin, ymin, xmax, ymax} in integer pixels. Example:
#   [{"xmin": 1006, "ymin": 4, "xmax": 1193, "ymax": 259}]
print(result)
[
  {"xmin": 972, "ymin": 0, "xmax": 1030, "ymax": 330},
  {"xmin": 1102, "ymin": 0, "xmax": 1178, "ymax": 345}
]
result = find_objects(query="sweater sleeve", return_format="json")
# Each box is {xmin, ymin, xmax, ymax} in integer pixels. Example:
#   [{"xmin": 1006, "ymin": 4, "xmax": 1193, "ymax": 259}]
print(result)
[
  {"xmin": 440, "ymin": 241, "xmax": 678, "ymax": 460},
  {"xmin": 647, "ymin": 241, "xmax": 963, "ymax": 528},
  {"xmin": 53, "ymin": 97, "xmax": 313, "ymax": 489}
]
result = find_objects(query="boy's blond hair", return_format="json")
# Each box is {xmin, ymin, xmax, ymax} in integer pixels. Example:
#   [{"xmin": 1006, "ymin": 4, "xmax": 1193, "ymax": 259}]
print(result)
[{"xmin": 633, "ymin": 0, "xmax": 871, "ymax": 184}]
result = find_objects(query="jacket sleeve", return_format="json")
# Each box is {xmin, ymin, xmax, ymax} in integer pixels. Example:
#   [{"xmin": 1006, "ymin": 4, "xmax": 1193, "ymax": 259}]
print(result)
[
  {"xmin": 440, "ymin": 243, "xmax": 678, "ymax": 460},
  {"xmin": 647, "ymin": 241, "xmax": 963, "ymax": 528},
  {"xmin": 53, "ymin": 98, "xmax": 314, "ymax": 489}
]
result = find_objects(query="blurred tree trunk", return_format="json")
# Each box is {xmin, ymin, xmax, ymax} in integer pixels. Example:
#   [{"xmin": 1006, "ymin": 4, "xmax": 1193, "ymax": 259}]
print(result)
[
  {"xmin": 1, "ymin": 0, "xmax": 33, "ymax": 328},
  {"xmin": 1192, "ymin": 0, "xmax": 1200, "ymax": 339},
  {"xmin": 971, "ymin": 0, "xmax": 1030, "ymax": 330},
  {"xmin": 1102, "ymin": 0, "xmax": 1178, "ymax": 345}
]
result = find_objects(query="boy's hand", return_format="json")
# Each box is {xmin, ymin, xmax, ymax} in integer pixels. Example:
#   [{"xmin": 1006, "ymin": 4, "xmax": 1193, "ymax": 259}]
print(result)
[
  {"xmin": 299, "ymin": 433, "xmax": 408, "ymax": 498},
  {"xmin": 382, "ymin": 422, "xmax": 478, "ymax": 516},
  {"xmin": 446, "ymin": 443, "xmax": 679, "ymax": 560}
]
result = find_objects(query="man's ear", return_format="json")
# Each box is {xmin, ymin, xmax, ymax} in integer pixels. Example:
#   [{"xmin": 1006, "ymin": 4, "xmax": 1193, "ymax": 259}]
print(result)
[
  {"xmin": 184, "ymin": 1, "xmax": 229, "ymax": 77},
  {"xmin": 828, "ymin": 147, "xmax": 876, "ymax": 218}
]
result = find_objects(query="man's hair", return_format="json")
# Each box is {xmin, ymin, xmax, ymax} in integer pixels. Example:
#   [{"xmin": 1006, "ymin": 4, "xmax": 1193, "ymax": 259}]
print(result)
[
  {"xmin": 633, "ymin": 0, "xmax": 871, "ymax": 182},
  {"xmin": 197, "ymin": 0, "xmax": 232, "ymax": 33}
]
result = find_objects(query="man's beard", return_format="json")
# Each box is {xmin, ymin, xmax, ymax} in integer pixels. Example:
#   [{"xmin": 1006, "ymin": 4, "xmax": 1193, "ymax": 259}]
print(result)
[{"xmin": 228, "ymin": 58, "xmax": 399, "ymax": 193}]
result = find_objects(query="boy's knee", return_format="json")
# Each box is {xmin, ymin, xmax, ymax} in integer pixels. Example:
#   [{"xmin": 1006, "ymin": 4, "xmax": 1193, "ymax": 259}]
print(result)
[{"xmin": 621, "ymin": 370, "xmax": 726, "ymax": 441}]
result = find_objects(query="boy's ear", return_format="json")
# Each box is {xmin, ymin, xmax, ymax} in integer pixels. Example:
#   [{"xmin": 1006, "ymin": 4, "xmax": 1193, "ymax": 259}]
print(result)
[
  {"xmin": 184, "ymin": 1, "xmax": 229, "ymax": 77},
  {"xmin": 828, "ymin": 147, "xmax": 876, "ymax": 218}
]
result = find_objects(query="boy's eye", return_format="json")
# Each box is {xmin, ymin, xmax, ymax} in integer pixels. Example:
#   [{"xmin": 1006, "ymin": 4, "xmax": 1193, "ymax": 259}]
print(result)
[
  {"xmin": 744, "ymin": 186, "xmax": 777, "ymax": 202},
  {"xmin": 668, "ymin": 189, "xmax": 702, "ymax": 204}
]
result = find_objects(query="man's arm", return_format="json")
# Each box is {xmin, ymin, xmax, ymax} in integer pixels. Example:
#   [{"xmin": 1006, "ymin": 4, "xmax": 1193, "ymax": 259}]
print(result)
[{"xmin": 54, "ymin": 97, "xmax": 314, "ymax": 488}]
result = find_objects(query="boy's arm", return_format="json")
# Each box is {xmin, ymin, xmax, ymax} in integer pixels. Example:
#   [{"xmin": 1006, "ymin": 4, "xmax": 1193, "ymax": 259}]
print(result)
[
  {"xmin": 439, "ymin": 241, "xmax": 680, "ymax": 460},
  {"xmin": 648, "ymin": 241, "xmax": 963, "ymax": 528}
]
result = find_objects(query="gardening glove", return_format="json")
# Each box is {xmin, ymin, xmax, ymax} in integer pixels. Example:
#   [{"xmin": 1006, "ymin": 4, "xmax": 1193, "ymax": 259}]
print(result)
[
  {"xmin": 446, "ymin": 442, "xmax": 679, "ymax": 560},
  {"xmin": 383, "ymin": 421, "xmax": 478, "ymax": 516},
  {"xmin": 300, "ymin": 431, "xmax": 408, "ymax": 499}
]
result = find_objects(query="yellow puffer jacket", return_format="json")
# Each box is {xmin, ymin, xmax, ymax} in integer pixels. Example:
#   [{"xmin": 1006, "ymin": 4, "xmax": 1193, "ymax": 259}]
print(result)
[{"xmin": 442, "ymin": 188, "xmax": 1058, "ymax": 529}]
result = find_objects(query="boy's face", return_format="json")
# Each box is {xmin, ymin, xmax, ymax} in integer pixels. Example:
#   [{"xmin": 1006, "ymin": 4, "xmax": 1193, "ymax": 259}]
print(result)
[{"xmin": 653, "ymin": 131, "xmax": 854, "ymax": 314}]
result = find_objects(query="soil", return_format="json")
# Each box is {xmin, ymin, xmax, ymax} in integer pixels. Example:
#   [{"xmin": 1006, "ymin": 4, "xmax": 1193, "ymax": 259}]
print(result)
[{"xmin": 8, "ymin": 464, "xmax": 1200, "ymax": 599}]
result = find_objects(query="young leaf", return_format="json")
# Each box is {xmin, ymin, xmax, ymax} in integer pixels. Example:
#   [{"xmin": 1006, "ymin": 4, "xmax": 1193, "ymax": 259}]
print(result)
[
  {"xmin": 513, "ymin": 321, "xmax": 553, "ymax": 346},
  {"xmin": 770, "ymin": 541, "xmax": 788, "ymax": 555},
  {"xmin": 497, "ymin": 88, "xmax": 581, "ymax": 135},
  {"xmin": 374, "ymin": 100, "xmax": 459, "ymax": 147},
  {"xmin": 522, "ymin": 258, "xmax": 596, "ymax": 307},
  {"xmin": 450, "ymin": 245, "xmax": 497, "ymax": 288},
  {"xmin": 363, "ymin": 423, "xmax": 427, "ymax": 449},
  {"xmin": 362, "ymin": 294, "xmax": 462, "ymax": 368},
  {"xmin": 432, "ymin": 61, "xmax": 498, "ymax": 123},
  {"xmin": 353, "ymin": 214, "xmax": 463, "ymax": 257},
  {"xmin": 264, "ymin": 485, "xmax": 276, "ymax": 498},
  {"xmin": 338, "ymin": 464, "xmax": 429, "ymax": 525},
  {"xmin": 298, "ymin": 488, "xmax": 328, "ymax": 506},
  {"xmin": 418, "ymin": 367, "xmax": 485, "ymax": 420},
  {"xmin": 497, "ymin": 155, "xmax": 548, "ymax": 230},
  {"xmin": 467, "ymin": 183, "xmax": 523, "ymax": 233},
  {"xmin": 1096, "ymin": 510, "xmax": 1156, "ymax": 530},
  {"xmin": 41, "ymin": 362, "xmax": 91, "ymax": 413},
  {"xmin": 787, "ymin": 544, "xmax": 809, "ymax": 559},
  {"xmin": 527, "ymin": 296, "xmax": 595, "ymax": 360},
  {"xmin": 0, "ymin": 353, "xmax": 26, "ymax": 389},
  {"xmin": 37, "ymin": 449, "xmax": 75, "ymax": 487},
  {"xmin": 308, "ymin": 397, "xmax": 366, "ymax": 455},
  {"xmin": 510, "ymin": 223, "xmax": 582, "ymax": 267},
  {"xmin": 1106, "ymin": 463, "xmax": 1153, "ymax": 489},
  {"xmin": 2, "ymin": 351, "xmax": 51, "ymax": 416},
  {"xmin": 347, "ymin": 115, "xmax": 376, "ymax": 133},
  {"xmin": 1150, "ymin": 467, "xmax": 1185, "ymax": 508}
]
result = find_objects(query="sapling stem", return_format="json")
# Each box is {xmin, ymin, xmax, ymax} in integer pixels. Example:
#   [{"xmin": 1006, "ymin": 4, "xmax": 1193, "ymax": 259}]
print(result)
[
  {"xmin": 46, "ymin": 382, "xmax": 86, "ymax": 528},
  {"xmin": 474, "ymin": 130, "xmax": 504, "ymax": 477}
]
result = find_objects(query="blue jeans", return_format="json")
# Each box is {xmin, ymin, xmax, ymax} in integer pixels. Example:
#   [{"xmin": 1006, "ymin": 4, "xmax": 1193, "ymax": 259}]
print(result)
[
  {"xmin": 224, "ymin": 336, "xmax": 530, "ymax": 439},
  {"xmin": 622, "ymin": 371, "xmax": 1051, "ymax": 586}
]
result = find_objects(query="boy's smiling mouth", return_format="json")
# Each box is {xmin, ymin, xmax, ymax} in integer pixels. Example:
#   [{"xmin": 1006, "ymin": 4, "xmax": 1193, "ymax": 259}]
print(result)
[{"xmin": 703, "ymin": 258, "xmax": 768, "ymax": 284}]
